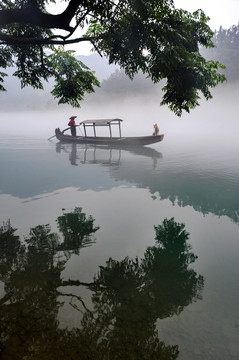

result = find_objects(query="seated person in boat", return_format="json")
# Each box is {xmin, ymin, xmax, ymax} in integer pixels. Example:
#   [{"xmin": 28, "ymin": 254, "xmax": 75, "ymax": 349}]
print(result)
[
  {"xmin": 68, "ymin": 116, "xmax": 77, "ymax": 136},
  {"xmin": 153, "ymin": 123, "xmax": 159, "ymax": 136}
]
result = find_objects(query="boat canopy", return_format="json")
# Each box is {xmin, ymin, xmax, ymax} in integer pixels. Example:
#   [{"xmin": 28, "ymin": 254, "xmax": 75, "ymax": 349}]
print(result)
[{"xmin": 79, "ymin": 118, "xmax": 123, "ymax": 138}]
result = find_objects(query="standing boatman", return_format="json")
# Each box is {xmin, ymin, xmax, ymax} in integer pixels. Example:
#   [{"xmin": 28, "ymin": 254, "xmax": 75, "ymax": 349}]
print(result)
[{"xmin": 68, "ymin": 115, "xmax": 77, "ymax": 136}]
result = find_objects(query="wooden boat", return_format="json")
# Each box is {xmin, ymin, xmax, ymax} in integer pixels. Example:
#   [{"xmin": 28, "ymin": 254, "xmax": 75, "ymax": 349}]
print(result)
[{"xmin": 54, "ymin": 119, "xmax": 164, "ymax": 146}]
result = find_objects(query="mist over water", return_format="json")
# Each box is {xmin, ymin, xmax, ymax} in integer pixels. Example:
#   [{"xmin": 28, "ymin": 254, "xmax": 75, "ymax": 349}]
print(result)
[
  {"xmin": 1, "ymin": 78, "xmax": 239, "ymax": 360},
  {"xmin": 1, "ymin": 82, "xmax": 239, "ymax": 148}
]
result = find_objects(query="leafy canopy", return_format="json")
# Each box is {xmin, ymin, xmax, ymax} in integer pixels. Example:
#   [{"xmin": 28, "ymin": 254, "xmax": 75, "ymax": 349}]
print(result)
[{"xmin": 0, "ymin": 0, "xmax": 225, "ymax": 115}]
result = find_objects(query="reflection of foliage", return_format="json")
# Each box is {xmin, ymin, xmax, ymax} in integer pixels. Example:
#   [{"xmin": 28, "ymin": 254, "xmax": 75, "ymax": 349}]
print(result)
[
  {"xmin": 0, "ymin": 220, "xmax": 25, "ymax": 279},
  {"xmin": 0, "ymin": 216, "xmax": 203, "ymax": 360},
  {"xmin": 57, "ymin": 207, "xmax": 99, "ymax": 255},
  {"xmin": 86, "ymin": 218, "xmax": 203, "ymax": 359},
  {"xmin": 142, "ymin": 219, "xmax": 204, "ymax": 318},
  {"xmin": 0, "ymin": 207, "xmax": 99, "ymax": 359},
  {"xmin": 90, "ymin": 255, "xmax": 179, "ymax": 359},
  {"xmin": 25, "ymin": 224, "xmax": 61, "ymax": 272},
  {"xmin": 0, "ymin": 222, "xmax": 62, "ymax": 359},
  {"xmin": 146, "ymin": 174, "xmax": 239, "ymax": 225}
]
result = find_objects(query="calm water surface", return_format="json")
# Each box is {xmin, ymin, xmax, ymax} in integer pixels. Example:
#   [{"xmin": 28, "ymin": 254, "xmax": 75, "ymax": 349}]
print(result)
[{"xmin": 0, "ymin": 133, "xmax": 239, "ymax": 360}]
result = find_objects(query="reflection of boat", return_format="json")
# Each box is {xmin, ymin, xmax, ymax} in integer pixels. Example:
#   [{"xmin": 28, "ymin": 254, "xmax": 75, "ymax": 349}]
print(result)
[
  {"xmin": 56, "ymin": 143, "xmax": 163, "ymax": 166},
  {"xmin": 55, "ymin": 119, "xmax": 164, "ymax": 146}
]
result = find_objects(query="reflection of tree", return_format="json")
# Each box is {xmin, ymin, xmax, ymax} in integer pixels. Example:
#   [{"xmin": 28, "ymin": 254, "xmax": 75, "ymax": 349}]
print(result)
[
  {"xmin": 0, "ymin": 220, "xmax": 25, "ymax": 281},
  {"xmin": 0, "ymin": 215, "xmax": 203, "ymax": 360},
  {"xmin": 0, "ymin": 208, "xmax": 99, "ymax": 359},
  {"xmin": 86, "ymin": 218, "xmax": 203, "ymax": 359},
  {"xmin": 57, "ymin": 207, "xmax": 99, "ymax": 255},
  {"xmin": 142, "ymin": 219, "xmax": 204, "ymax": 318}
]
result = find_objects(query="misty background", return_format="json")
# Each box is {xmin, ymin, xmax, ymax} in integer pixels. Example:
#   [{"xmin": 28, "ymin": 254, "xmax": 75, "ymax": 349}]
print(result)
[{"xmin": 1, "ymin": 25, "xmax": 239, "ymax": 141}]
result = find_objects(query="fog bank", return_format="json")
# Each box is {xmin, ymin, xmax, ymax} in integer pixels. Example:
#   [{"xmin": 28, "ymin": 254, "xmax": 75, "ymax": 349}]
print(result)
[{"xmin": 1, "ymin": 82, "xmax": 238, "ymax": 148}]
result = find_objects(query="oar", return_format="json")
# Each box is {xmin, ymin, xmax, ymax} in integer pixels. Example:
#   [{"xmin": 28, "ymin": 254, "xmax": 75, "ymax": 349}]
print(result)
[
  {"xmin": 48, "ymin": 126, "xmax": 79, "ymax": 141},
  {"xmin": 48, "ymin": 134, "xmax": 57, "ymax": 141}
]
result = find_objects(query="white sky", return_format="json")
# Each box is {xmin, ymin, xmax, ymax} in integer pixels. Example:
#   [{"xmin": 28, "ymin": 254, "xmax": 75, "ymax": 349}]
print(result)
[
  {"xmin": 174, "ymin": 0, "xmax": 239, "ymax": 31},
  {"xmin": 49, "ymin": 0, "xmax": 239, "ymax": 54}
]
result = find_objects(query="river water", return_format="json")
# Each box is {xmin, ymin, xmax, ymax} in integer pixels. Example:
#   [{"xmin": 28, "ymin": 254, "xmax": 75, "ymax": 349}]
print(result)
[{"xmin": 0, "ymin": 122, "xmax": 239, "ymax": 359}]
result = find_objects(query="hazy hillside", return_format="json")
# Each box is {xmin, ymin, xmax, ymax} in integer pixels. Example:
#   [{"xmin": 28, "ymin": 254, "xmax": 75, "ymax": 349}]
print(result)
[
  {"xmin": 0, "ymin": 53, "xmax": 119, "ymax": 112},
  {"xmin": 201, "ymin": 24, "xmax": 239, "ymax": 82},
  {"xmin": 76, "ymin": 53, "xmax": 119, "ymax": 81}
]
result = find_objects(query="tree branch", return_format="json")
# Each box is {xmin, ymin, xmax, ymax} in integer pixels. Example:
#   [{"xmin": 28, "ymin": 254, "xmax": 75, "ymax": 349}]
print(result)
[
  {"xmin": 61, "ymin": 279, "xmax": 95, "ymax": 287},
  {"xmin": 38, "ymin": 44, "xmax": 57, "ymax": 78},
  {"xmin": 57, "ymin": 290, "xmax": 92, "ymax": 313},
  {"xmin": 0, "ymin": 32, "xmax": 93, "ymax": 46},
  {"xmin": 0, "ymin": 0, "xmax": 86, "ymax": 31},
  {"xmin": 0, "ymin": 291, "xmax": 13, "ymax": 306},
  {"xmin": 0, "ymin": 9, "xmax": 71, "ymax": 31}
]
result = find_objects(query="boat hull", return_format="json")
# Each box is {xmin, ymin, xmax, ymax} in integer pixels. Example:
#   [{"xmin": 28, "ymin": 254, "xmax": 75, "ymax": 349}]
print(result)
[{"xmin": 55, "ymin": 128, "xmax": 164, "ymax": 146}]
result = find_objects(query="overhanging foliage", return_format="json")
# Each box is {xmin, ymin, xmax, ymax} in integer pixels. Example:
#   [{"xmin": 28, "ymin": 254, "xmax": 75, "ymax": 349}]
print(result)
[{"xmin": 0, "ymin": 0, "xmax": 225, "ymax": 115}]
